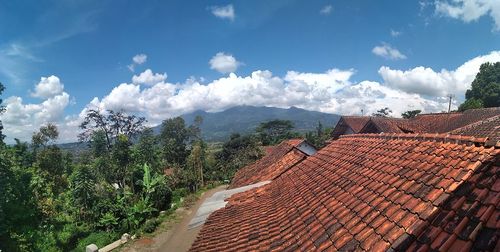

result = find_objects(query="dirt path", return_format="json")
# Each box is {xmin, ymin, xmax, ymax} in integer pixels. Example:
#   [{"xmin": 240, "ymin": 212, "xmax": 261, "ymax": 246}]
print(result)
[{"xmin": 121, "ymin": 185, "xmax": 227, "ymax": 252}]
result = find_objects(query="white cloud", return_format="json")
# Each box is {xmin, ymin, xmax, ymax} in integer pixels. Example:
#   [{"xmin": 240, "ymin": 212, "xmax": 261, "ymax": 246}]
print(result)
[
  {"xmin": 435, "ymin": 0, "xmax": 500, "ymax": 30},
  {"xmin": 127, "ymin": 53, "xmax": 148, "ymax": 72},
  {"xmin": 320, "ymin": 5, "xmax": 333, "ymax": 15},
  {"xmin": 84, "ymin": 68, "xmax": 450, "ymax": 127},
  {"xmin": 1, "ymin": 91, "xmax": 72, "ymax": 142},
  {"xmin": 31, "ymin": 75, "xmax": 64, "ymax": 99},
  {"xmin": 379, "ymin": 50, "xmax": 500, "ymax": 97},
  {"xmin": 390, "ymin": 29, "xmax": 401, "ymax": 37},
  {"xmin": 372, "ymin": 43, "xmax": 407, "ymax": 60},
  {"xmin": 209, "ymin": 52, "xmax": 242, "ymax": 74},
  {"xmin": 132, "ymin": 69, "xmax": 167, "ymax": 85},
  {"xmin": 6, "ymin": 51, "xmax": 499, "ymax": 143},
  {"xmin": 211, "ymin": 5, "xmax": 235, "ymax": 21}
]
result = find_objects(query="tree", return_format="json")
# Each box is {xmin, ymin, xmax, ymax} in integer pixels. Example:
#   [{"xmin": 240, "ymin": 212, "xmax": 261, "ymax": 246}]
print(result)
[
  {"xmin": 70, "ymin": 165, "xmax": 96, "ymax": 221},
  {"xmin": 160, "ymin": 117, "xmax": 190, "ymax": 165},
  {"xmin": 305, "ymin": 121, "xmax": 332, "ymax": 149},
  {"xmin": 0, "ymin": 82, "xmax": 5, "ymax": 144},
  {"xmin": 32, "ymin": 123, "xmax": 59, "ymax": 148},
  {"xmin": 461, "ymin": 62, "xmax": 500, "ymax": 109},
  {"xmin": 372, "ymin": 107, "xmax": 392, "ymax": 117},
  {"xmin": 458, "ymin": 98, "xmax": 484, "ymax": 111},
  {"xmin": 110, "ymin": 134, "xmax": 132, "ymax": 189},
  {"xmin": 214, "ymin": 134, "xmax": 263, "ymax": 180},
  {"xmin": 256, "ymin": 120, "xmax": 296, "ymax": 145},
  {"xmin": 79, "ymin": 109, "xmax": 146, "ymax": 150},
  {"xmin": 401, "ymin": 110, "xmax": 421, "ymax": 119},
  {"xmin": 133, "ymin": 128, "xmax": 162, "ymax": 172}
]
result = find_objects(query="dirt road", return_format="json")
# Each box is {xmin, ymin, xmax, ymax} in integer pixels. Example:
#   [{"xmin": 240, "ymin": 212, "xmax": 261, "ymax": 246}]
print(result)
[{"xmin": 121, "ymin": 185, "xmax": 227, "ymax": 252}]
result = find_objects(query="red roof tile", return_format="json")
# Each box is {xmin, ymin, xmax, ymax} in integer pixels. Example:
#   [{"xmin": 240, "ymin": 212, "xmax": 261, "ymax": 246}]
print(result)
[
  {"xmin": 190, "ymin": 133, "xmax": 499, "ymax": 252},
  {"xmin": 449, "ymin": 115, "xmax": 500, "ymax": 143},
  {"xmin": 331, "ymin": 116, "xmax": 371, "ymax": 139},
  {"xmin": 228, "ymin": 139, "xmax": 308, "ymax": 189}
]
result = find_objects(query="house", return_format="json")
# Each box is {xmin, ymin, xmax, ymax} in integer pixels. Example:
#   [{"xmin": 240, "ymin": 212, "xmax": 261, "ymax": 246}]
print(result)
[
  {"xmin": 229, "ymin": 139, "xmax": 317, "ymax": 189},
  {"xmin": 330, "ymin": 107, "xmax": 500, "ymax": 139},
  {"xmin": 190, "ymin": 133, "xmax": 499, "ymax": 251},
  {"xmin": 330, "ymin": 116, "xmax": 371, "ymax": 140}
]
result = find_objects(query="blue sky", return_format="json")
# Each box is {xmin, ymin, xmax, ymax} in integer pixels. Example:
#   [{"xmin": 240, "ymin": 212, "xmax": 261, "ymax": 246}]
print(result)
[{"xmin": 1, "ymin": 0, "xmax": 500, "ymax": 142}]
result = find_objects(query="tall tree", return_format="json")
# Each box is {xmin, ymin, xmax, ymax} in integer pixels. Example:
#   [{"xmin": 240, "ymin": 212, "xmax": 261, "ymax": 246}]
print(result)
[
  {"xmin": 460, "ymin": 62, "xmax": 500, "ymax": 111},
  {"xmin": 372, "ymin": 107, "xmax": 392, "ymax": 117},
  {"xmin": 79, "ymin": 109, "xmax": 146, "ymax": 150},
  {"xmin": 256, "ymin": 119, "xmax": 295, "ymax": 145},
  {"xmin": 160, "ymin": 117, "xmax": 190, "ymax": 165},
  {"xmin": 401, "ymin": 110, "xmax": 421, "ymax": 119}
]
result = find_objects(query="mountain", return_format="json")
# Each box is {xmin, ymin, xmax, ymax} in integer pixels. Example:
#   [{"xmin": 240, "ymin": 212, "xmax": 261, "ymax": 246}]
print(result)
[{"xmin": 154, "ymin": 105, "xmax": 340, "ymax": 142}]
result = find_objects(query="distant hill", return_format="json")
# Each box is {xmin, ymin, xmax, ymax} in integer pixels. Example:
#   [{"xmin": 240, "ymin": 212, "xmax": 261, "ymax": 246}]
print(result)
[
  {"xmin": 59, "ymin": 106, "xmax": 340, "ymax": 153},
  {"xmin": 153, "ymin": 105, "xmax": 340, "ymax": 142}
]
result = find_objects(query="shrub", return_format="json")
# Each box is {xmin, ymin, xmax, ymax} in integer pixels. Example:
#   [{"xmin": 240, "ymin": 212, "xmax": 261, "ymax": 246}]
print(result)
[
  {"xmin": 141, "ymin": 217, "xmax": 162, "ymax": 233},
  {"xmin": 72, "ymin": 231, "xmax": 118, "ymax": 252}
]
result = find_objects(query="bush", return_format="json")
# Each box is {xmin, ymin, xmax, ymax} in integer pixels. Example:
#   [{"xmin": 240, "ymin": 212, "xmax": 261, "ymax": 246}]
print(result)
[
  {"xmin": 171, "ymin": 188, "xmax": 188, "ymax": 203},
  {"xmin": 72, "ymin": 231, "xmax": 118, "ymax": 252},
  {"xmin": 141, "ymin": 217, "xmax": 162, "ymax": 233}
]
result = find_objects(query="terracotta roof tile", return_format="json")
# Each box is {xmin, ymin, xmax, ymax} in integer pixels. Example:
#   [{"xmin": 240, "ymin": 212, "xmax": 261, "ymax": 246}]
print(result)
[
  {"xmin": 191, "ymin": 133, "xmax": 499, "ymax": 251},
  {"xmin": 330, "ymin": 116, "xmax": 371, "ymax": 139},
  {"xmin": 229, "ymin": 139, "xmax": 308, "ymax": 188}
]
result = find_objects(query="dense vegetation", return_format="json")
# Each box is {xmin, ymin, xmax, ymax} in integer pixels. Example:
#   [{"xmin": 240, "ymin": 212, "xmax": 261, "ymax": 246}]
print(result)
[
  {"xmin": 0, "ymin": 80, "xmax": 331, "ymax": 251},
  {"xmin": 459, "ymin": 62, "xmax": 500, "ymax": 111}
]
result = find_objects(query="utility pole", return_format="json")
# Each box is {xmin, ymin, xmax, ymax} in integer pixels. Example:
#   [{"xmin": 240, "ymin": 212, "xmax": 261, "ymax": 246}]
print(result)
[
  {"xmin": 361, "ymin": 109, "xmax": 364, "ymax": 116},
  {"xmin": 447, "ymin": 94, "xmax": 455, "ymax": 113}
]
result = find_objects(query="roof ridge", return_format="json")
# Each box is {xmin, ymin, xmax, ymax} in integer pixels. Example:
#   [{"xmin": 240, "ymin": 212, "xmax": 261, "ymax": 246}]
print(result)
[{"xmin": 340, "ymin": 133, "xmax": 499, "ymax": 147}]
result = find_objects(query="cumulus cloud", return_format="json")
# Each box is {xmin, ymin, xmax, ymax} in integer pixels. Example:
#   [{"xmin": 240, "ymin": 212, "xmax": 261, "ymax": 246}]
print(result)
[
  {"xmin": 127, "ymin": 53, "xmax": 148, "ymax": 72},
  {"xmin": 209, "ymin": 52, "xmax": 242, "ymax": 74},
  {"xmin": 320, "ymin": 5, "xmax": 333, "ymax": 15},
  {"xmin": 30, "ymin": 75, "xmax": 64, "ymax": 99},
  {"xmin": 1, "ymin": 88, "xmax": 72, "ymax": 142},
  {"xmin": 132, "ymin": 69, "xmax": 167, "ymax": 85},
  {"xmin": 84, "ymin": 67, "xmax": 451, "ymax": 127},
  {"xmin": 5, "ymin": 51, "xmax": 498, "ymax": 143},
  {"xmin": 435, "ymin": 0, "xmax": 500, "ymax": 30},
  {"xmin": 211, "ymin": 5, "xmax": 235, "ymax": 21},
  {"xmin": 379, "ymin": 50, "xmax": 500, "ymax": 97},
  {"xmin": 372, "ymin": 43, "xmax": 407, "ymax": 60}
]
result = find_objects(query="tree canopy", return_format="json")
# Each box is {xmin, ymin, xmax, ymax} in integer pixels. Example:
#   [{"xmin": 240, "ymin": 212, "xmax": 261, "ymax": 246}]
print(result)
[
  {"xmin": 459, "ymin": 62, "xmax": 500, "ymax": 111},
  {"xmin": 256, "ymin": 119, "xmax": 297, "ymax": 145},
  {"xmin": 401, "ymin": 110, "xmax": 421, "ymax": 119},
  {"xmin": 372, "ymin": 107, "xmax": 392, "ymax": 117}
]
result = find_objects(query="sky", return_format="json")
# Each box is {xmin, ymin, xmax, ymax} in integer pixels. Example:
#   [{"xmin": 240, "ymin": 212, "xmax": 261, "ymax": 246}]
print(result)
[{"xmin": 1, "ymin": 0, "xmax": 500, "ymax": 143}]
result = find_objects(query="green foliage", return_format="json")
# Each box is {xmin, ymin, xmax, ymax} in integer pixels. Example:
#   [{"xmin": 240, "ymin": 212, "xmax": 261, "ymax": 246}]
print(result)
[
  {"xmin": 125, "ymin": 198, "xmax": 156, "ymax": 230},
  {"xmin": 372, "ymin": 107, "xmax": 392, "ymax": 117},
  {"xmin": 160, "ymin": 117, "xmax": 190, "ymax": 165},
  {"xmin": 401, "ymin": 110, "xmax": 421, "ymax": 119},
  {"xmin": 98, "ymin": 212, "xmax": 119, "ymax": 231},
  {"xmin": 458, "ymin": 97, "xmax": 484, "ymax": 111},
  {"xmin": 72, "ymin": 232, "xmax": 118, "ymax": 252},
  {"xmin": 256, "ymin": 119, "xmax": 297, "ymax": 145},
  {"xmin": 141, "ymin": 217, "xmax": 162, "ymax": 233},
  {"xmin": 214, "ymin": 134, "xmax": 263, "ymax": 180},
  {"xmin": 32, "ymin": 123, "xmax": 59, "ymax": 148},
  {"xmin": 463, "ymin": 62, "xmax": 500, "ymax": 108},
  {"xmin": 305, "ymin": 121, "xmax": 332, "ymax": 149},
  {"xmin": 69, "ymin": 165, "xmax": 96, "ymax": 220}
]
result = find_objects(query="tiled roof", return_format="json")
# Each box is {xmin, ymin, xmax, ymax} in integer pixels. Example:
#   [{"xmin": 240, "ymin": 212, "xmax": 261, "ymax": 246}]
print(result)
[
  {"xmin": 449, "ymin": 115, "xmax": 500, "ymax": 143},
  {"xmin": 331, "ymin": 116, "xmax": 371, "ymax": 139},
  {"xmin": 228, "ymin": 139, "xmax": 307, "ymax": 189},
  {"xmin": 410, "ymin": 107, "xmax": 500, "ymax": 133},
  {"xmin": 190, "ymin": 133, "xmax": 499, "ymax": 251},
  {"xmin": 360, "ymin": 117, "xmax": 418, "ymax": 134}
]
